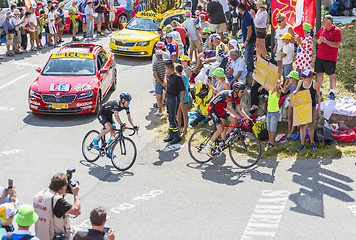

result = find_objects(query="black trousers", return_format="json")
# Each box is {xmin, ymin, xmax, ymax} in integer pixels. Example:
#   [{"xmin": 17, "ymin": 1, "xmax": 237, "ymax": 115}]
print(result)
[
  {"xmin": 251, "ymin": 82, "xmax": 266, "ymax": 106},
  {"xmin": 166, "ymin": 96, "xmax": 179, "ymax": 132},
  {"xmin": 104, "ymin": 12, "xmax": 109, "ymax": 30},
  {"xmin": 191, "ymin": 0, "xmax": 198, "ymax": 17},
  {"xmin": 21, "ymin": 33, "xmax": 27, "ymax": 50}
]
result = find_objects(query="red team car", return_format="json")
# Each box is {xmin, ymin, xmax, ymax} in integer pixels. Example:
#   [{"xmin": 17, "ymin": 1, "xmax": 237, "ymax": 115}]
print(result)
[{"xmin": 28, "ymin": 43, "xmax": 117, "ymax": 114}]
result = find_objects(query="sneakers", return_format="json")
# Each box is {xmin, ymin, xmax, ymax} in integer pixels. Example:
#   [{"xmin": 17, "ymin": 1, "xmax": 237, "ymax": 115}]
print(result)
[
  {"xmin": 97, "ymin": 31, "xmax": 104, "ymax": 36},
  {"xmin": 73, "ymin": 37, "xmax": 80, "ymax": 41},
  {"xmin": 31, "ymin": 47, "xmax": 37, "ymax": 51},
  {"xmin": 154, "ymin": 111, "xmax": 163, "ymax": 116},
  {"xmin": 297, "ymin": 144, "xmax": 305, "ymax": 152},
  {"xmin": 93, "ymin": 138, "xmax": 99, "ymax": 150},
  {"xmin": 327, "ymin": 92, "xmax": 336, "ymax": 100},
  {"xmin": 311, "ymin": 142, "xmax": 317, "ymax": 150},
  {"xmin": 104, "ymin": 30, "xmax": 110, "ymax": 34}
]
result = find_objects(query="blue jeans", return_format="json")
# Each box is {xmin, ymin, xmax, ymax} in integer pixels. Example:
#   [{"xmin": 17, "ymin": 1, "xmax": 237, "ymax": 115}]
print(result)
[
  {"xmin": 282, "ymin": 63, "xmax": 293, "ymax": 79},
  {"xmin": 244, "ymin": 41, "xmax": 255, "ymax": 73},
  {"xmin": 267, "ymin": 111, "xmax": 280, "ymax": 133},
  {"xmin": 87, "ymin": 17, "xmax": 94, "ymax": 38}
]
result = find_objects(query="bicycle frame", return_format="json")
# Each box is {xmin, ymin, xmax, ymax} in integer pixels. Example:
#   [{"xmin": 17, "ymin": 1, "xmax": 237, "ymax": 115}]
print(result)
[{"xmin": 99, "ymin": 128, "xmax": 136, "ymax": 155}]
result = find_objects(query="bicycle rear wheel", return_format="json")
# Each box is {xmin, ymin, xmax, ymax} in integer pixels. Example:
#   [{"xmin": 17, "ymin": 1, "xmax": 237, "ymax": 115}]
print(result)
[
  {"xmin": 229, "ymin": 131, "xmax": 261, "ymax": 168},
  {"xmin": 188, "ymin": 128, "xmax": 214, "ymax": 163},
  {"xmin": 111, "ymin": 137, "xmax": 137, "ymax": 171},
  {"xmin": 82, "ymin": 130, "xmax": 102, "ymax": 162}
]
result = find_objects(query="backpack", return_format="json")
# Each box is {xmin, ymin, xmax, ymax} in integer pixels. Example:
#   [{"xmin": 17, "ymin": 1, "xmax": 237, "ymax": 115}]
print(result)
[
  {"xmin": 6, "ymin": 233, "xmax": 34, "ymax": 240},
  {"xmin": 314, "ymin": 127, "xmax": 335, "ymax": 143},
  {"xmin": 332, "ymin": 127, "xmax": 356, "ymax": 143}
]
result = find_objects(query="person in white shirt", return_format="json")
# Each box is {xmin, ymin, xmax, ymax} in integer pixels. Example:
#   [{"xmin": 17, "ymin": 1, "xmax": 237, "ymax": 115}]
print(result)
[
  {"xmin": 280, "ymin": 33, "xmax": 294, "ymax": 82},
  {"xmin": 227, "ymin": 49, "xmax": 248, "ymax": 86},
  {"xmin": 252, "ymin": 0, "xmax": 268, "ymax": 58},
  {"xmin": 28, "ymin": 7, "xmax": 40, "ymax": 51},
  {"xmin": 85, "ymin": 0, "xmax": 95, "ymax": 39},
  {"xmin": 48, "ymin": 6, "xmax": 58, "ymax": 47}
]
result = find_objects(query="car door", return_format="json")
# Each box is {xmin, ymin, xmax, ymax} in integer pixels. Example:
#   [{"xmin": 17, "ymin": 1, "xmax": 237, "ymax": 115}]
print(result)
[{"xmin": 98, "ymin": 50, "xmax": 112, "ymax": 94}]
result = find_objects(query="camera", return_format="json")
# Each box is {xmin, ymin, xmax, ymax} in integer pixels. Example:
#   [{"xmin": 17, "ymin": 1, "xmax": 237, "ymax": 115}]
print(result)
[
  {"xmin": 53, "ymin": 233, "xmax": 67, "ymax": 240},
  {"xmin": 66, "ymin": 168, "xmax": 79, "ymax": 194}
]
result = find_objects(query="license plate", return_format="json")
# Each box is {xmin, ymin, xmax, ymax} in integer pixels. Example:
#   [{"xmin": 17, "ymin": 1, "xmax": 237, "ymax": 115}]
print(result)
[
  {"xmin": 51, "ymin": 104, "xmax": 68, "ymax": 109},
  {"xmin": 117, "ymin": 47, "xmax": 131, "ymax": 51}
]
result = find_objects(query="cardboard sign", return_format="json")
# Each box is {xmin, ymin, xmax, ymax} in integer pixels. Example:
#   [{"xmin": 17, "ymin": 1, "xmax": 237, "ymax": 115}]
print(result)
[
  {"xmin": 290, "ymin": 90, "xmax": 312, "ymax": 126},
  {"xmin": 254, "ymin": 56, "xmax": 279, "ymax": 91}
]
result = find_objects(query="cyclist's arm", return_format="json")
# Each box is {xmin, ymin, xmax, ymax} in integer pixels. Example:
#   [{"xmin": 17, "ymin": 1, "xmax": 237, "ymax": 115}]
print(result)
[
  {"xmin": 236, "ymin": 104, "xmax": 250, "ymax": 120},
  {"xmin": 126, "ymin": 112, "xmax": 135, "ymax": 128},
  {"xmin": 226, "ymin": 103, "xmax": 240, "ymax": 119},
  {"xmin": 113, "ymin": 111, "xmax": 122, "ymax": 125}
]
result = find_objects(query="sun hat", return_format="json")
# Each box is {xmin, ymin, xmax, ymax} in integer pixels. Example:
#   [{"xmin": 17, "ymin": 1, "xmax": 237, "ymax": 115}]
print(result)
[
  {"xmin": 155, "ymin": 49, "xmax": 163, "ymax": 55},
  {"xmin": 255, "ymin": 0, "xmax": 267, "ymax": 8},
  {"xmin": 58, "ymin": 2, "xmax": 65, "ymax": 7},
  {"xmin": 213, "ymin": 68, "xmax": 226, "ymax": 78},
  {"xmin": 36, "ymin": 2, "xmax": 43, "ymax": 6},
  {"xmin": 303, "ymin": 23, "xmax": 312, "ymax": 32},
  {"xmin": 202, "ymin": 27, "xmax": 211, "ymax": 34},
  {"xmin": 180, "ymin": 55, "xmax": 189, "ymax": 62},
  {"xmin": 280, "ymin": 32, "xmax": 292, "ymax": 40},
  {"xmin": 14, "ymin": 204, "xmax": 38, "ymax": 227},
  {"xmin": 228, "ymin": 39, "xmax": 238, "ymax": 50},
  {"xmin": 13, "ymin": 9, "xmax": 20, "ymax": 14},
  {"xmin": 0, "ymin": 203, "xmax": 17, "ymax": 220},
  {"xmin": 156, "ymin": 41, "xmax": 166, "ymax": 48},
  {"xmin": 165, "ymin": 33, "xmax": 173, "ymax": 38},
  {"xmin": 300, "ymin": 69, "xmax": 315, "ymax": 78},
  {"xmin": 287, "ymin": 70, "xmax": 299, "ymax": 80},
  {"xmin": 185, "ymin": 10, "xmax": 191, "ymax": 17}
]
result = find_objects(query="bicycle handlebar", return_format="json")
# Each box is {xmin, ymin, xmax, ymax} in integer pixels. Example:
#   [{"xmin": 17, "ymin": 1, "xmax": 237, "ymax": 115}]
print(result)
[{"xmin": 113, "ymin": 127, "xmax": 137, "ymax": 136}]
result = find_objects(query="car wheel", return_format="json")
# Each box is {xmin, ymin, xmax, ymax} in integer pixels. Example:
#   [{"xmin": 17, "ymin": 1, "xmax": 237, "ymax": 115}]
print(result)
[
  {"xmin": 116, "ymin": 14, "xmax": 127, "ymax": 29},
  {"xmin": 110, "ymin": 68, "xmax": 117, "ymax": 91},
  {"xmin": 94, "ymin": 92, "xmax": 101, "ymax": 114}
]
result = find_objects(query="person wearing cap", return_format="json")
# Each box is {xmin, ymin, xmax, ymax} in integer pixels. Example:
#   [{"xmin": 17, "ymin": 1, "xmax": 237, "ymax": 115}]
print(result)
[
  {"xmin": 2, "ymin": 204, "xmax": 40, "ymax": 240},
  {"xmin": 252, "ymin": 0, "xmax": 267, "ymax": 58},
  {"xmin": 183, "ymin": 10, "xmax": 203, "ymax": 62},
  {"xmin": 152, "ymin": 42, "xmax": 170, "ymax": 62},
  {"xmin": 152, "ymin": 49, "xmax": 166, "ymax": 116},
  {"xmin": 69, "ymin": 0, "xmax": 80, "ymax": 41},
  {"xmin": 166, "ymin": 24, "xmax": 184, "ymax": 57},
  {"xmin": 171, "ymin": 20, "xmax": 189, "ymax": 55},
  {"xmin": 19, "ymin": 11, "xmax": 32, "ymax": 52},
  {"xmin": 157, "ymin": 27, "xmax": 166, "ymax": 44},
  {"xmin": 207, "ymin": 0, "xmax": 227, "ymax": 40},
  {"xmin": 163, "ymin": 60, "xmax": 185, "ymax": 145},
  {"xmin": 85, "ymin": 0, "xmax": 95, "ymax": 39},
  {"xmin": 294, "ymin": 69, "xmax": 321, "ymax": 151},
  {"xmin": 207, "ymin": 67, "xmax": 229, "ymax": 95},
  {"xmin": 4, "ymin": 11, "xmax": 16, "ymax": 56},
  {"xmin": 274, "ymin": 13, "xmax": 295, "ymax": 80},
  {"xmin": 56, "ymin": 2, "xmax": 65, "ymax": 43},
  {"xmin": 0, "ymin": 203, "xmax": 17, "ymax": 238},
  {"xmin": 11, "ymin": 9, "xmax": 25, "ymax": 54},
  {"xmin": 165, "ymin": 33, "xmax": 178, "ymax": 63},
  {"xmin": 201, "ymin": 27, "xmax": 210, "ymax": 46},
  {"xmin": 282, "ymin": 70, "xmax": 299, "ymax": 138},
  {"xmin": 315, "ymin": 14, "xmax": 342, "ymax": 100},
  {"xmin": 177, "ymin": 56, "xmax": 192, "ymax": 133},
  {"xmin": 295, "ymin": 23, "xmax": 313, "ymax": 74},
  {"xmin": 93, "ymin": 0, "xmax": 106, "ymax": 36},
  {"xmin": 279, "ymin": 32, "xmax": 294, "ymax": 83}
]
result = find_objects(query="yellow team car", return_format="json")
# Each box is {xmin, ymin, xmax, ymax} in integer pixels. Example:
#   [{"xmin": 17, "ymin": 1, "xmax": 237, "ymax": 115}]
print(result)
[{"xmin": 109, "ymin": 9, "xmax": 186, "ymax": 57}]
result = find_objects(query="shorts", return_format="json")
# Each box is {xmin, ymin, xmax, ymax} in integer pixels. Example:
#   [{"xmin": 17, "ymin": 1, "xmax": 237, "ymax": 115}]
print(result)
[
  {"xmin": 282, "ymin": 63, "xmax": 293, "ymax": 79},
  {"xmin": 209, "ymin": 22, "xmax": 227, "ymax": 33},
  {"xmin": 208, "ymin": 105, "xmax": 231, "ymax": 126},
  {"xmin": 6, "ymin": 33, "xmax": 14, "ymax": 45},
  {"xmin": 275, "ymin": 48, "xmax": 282, "ymax": 61},
  {"xmin": 190, "ymin": 39, "xmax": 203, "ymax": 52},
  {"xmin": 314, "ymin": 57, "xmax": 336, "ymax": 75},
  {"xmin": 45, "ymin": 25, "xmax": 50, "ymax": 33},
  {"xmin": 96, "ymin": 13, "xmax": 104, "ymax": 23},
  {"xmin": 267, "ymin": 111, "xmax": 280, "ymax": 133},
  {"xmin": 29, "ymin": 31, "xmax": 38, "ymax": 41},
  {"xmin": 49, "ymin": 24, "xmax": 57, "ymax": 34},
  {"xmin": 98, "ymin": 110, "xmax": 113, "ymax": 126},
  {"xmin": 38, "ymin": 32, "xmax": 42, "ymax": 40},
  {"xmin": 256, "ymin": 27, "xmax": 266, "ymax": 39},
  {"xmin": 305, "ymin": 106, "xmax": 317, "ymax": 129},
  {"xmin": 14, "ymin": 31, "xmax": 21, "ymax": 44},
  {"xmin": 81, "ymin": 15, "xmax": 87, "ymax": 24},
  {"xmin": 155, "ymin": 84, "xmax": 164, "ymax": 95},
  {"xmin": 109, "ymin": 11, "xmax": 115, "ymax": 22}
]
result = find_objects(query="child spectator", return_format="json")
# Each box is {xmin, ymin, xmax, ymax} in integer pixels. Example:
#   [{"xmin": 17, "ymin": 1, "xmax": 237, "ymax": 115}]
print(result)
[
  {"xmin": 279, "ymin": 33, "xmax": 294, "ymax": 84},
  {"xmin": 197, "ymin": 4, "xmax": 209, "ymax": 21},
  {"xmin": 295, "ymin": 23, "xmax": 313, "ymax": 74},
  {"xmin": 294, "ymin": 70, "xmax": 321, "ymax": 151},
  {"xmin": 177, "ymin": 57, "xmax": 192, "ymax": 134},
  {"xmin": 282, "ymin": 70, "xmax": 299, "ymax": 138},
  {"xmin": 0, "ymin": 203, "xmax": 17, "ymax": 238},
  {"xmin": 266, "ymin": 82, "xmax": 281, "ymax": 148}
]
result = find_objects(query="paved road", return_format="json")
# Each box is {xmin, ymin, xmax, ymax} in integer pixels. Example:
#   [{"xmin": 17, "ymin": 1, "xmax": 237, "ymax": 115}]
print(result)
[{"xmin": 1, "ymin": 33, "xmax": 356, "ymax": 239}]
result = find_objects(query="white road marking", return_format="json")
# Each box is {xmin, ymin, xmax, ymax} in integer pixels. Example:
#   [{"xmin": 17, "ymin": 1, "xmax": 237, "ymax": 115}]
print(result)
[
  {"xmin": 0, "ymin": 149, "xmax": 24, "ymax": 156},
  {"xmin": 348, "ymin": 205, "xmax": 356, "ymax": 216},
  {"xmin": 0, "ymin": 107, "xmax": 15, "ymax": 111},
  {"xmin": 0, "ymin": 74, "xmax": 29, "ymax": 90}
]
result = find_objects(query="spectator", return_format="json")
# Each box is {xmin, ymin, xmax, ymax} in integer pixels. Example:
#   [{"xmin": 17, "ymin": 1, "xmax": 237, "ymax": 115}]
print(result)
[
  {"xmin": 177, "ymin": 57, "xmax": 191, "ymax": 134},
  {"xmin": 217, "ymin": 0, "xmax": 230, "ymax": 19},
  {"xmin": 12, "ymin": 9, "xmax": 24, "ymax": 54},
  {"xmin": 199, "ymin": 14, "xmax": 209, "ymax": 30},
  {"xmin": 183, "ymin": 10, "xmax": 203, "ymax": 61},
  {"xmin": 201, "ymin": 27, "xmax": 211, "ymax": 46},
  {"xmin": 207, "ymin": 67, "xmax": 230, "ymax": 95},
  {"xmin": 197, "ymin": 5, "xmax": 209, "ymax": 21},
  {"xmin": 225, "ymin": 39, "xmax": 239, "ymax": 75},
  {"xmin": 2, "ymin": 204, "xmax": 40, "ymax": 240},
  {"xmin": 172, "ymin": 20, "xmax": 189, "ymax": 55},
  {"xmin": 33, "ymin": 173, "xmax": 81, "ymax": 240},
  {"xmin": 48, "ymin": 6, "xmax": 58, "ymax": 47},
  {"xmin": 242, "ymin": 0, "xmax": 256, "ymax": 12},
  {"xmin": 227, "ymin": 49, "xmax": 248, "ymax": 86},
  {"xmin": 274, "ymin": 13, "xmax": 295, "ymax": 81},
  {"xmin": 57, "ymin": 2, "xmax": 66, "ymax": 43},
  {"xmin": 163, "ymin": 60, "xmax": 185, "ymax": 145},
  {"xmin": 125, "ymin": 0, "xmax": 134, "ymax": 22},
  {"xmin": 85, "ymin": 0, "xmax": 95, "ymax": 39},
  {"xmin": 0, "ymin": 186, "xmax": 17, "ymax": 206},
  {"xmin": 238, "ymin": 2, "xmax": 256, "ymax": 73},
  {"xmin": 10, "ymin": 4, "xmax": 17, "ymax": 12},
  {"xmin": 152, "ymin": 50, "xmax": 166, "ymax": 116},
  {"xmin": 73, "ymin": 206, "xmax": 115, "ymax": 240},
  {"xmin": 315, "ymin": 15, "xmax": 342, "ymax": 100},
  {"xmin": 279, "ymin": 33, "xmax": 294, "ymax": 83},
  {"xmin": 93, "ymin": 0, "xmax": 106, "ymax": 36},
  {"xmin": 44, "ymin": 1, "xmax": 52, "ymax": 15},
  {"xmin": 295, "ymin": 23, "xmax": 313, "ymax": 74},
  {"xmin": 165, "ymin": 33, "xmax": 178, "ymax": 63},
  {"xmin": 37, "ymin": 10, "xmax": 47, "ymax": 46},
  {"xmin": 191, "ymin": 0, "xmax": 198, "ymax": 17},
  {"xmin": 152, "ymin": 42, "xmax": 170, "ymax": 61},
  {"xmin": 4, "ymin": 11, "xmax": 16, "ymax": 57},
  {"xmin": 157, "ymin": 27, "xmax": 166, "ymax": 45},
  {"xmin": 107, "ymin": 0, "xmax": 116, "ymax": 31},
  {"xmin": 294, "ymin": 70, "xmax": 321, "ymax": 151},
  {"xmin": 20, "ymin": 11, "xmax": 32, "ymax": 52},
  {"xmin": 80, "ymin": 0, "xmax": 88, "ymax": 38},
  {"xmin": 103, "ymin": 0, "xmax": 110, "ymax": 33},
  {"xmin": 0, "ymin": 203, "xmax": 17, "ymax": 238},
  {"xmin": 44, "ymin": 1, "xmax": 53, "ymax": 45},
  {"xmin": 265, "ymin": 82, "xmax": 282, "ymax": 148},
  {"xmin": 227, "ymin": 0, "xmax": 239, "ymax": 41},
  {"xmin": 69, "ymin": 0, "xmax": 80, "ymax": 41},
  {"xmin": 166, "ymin": 24, "xmax": 184, "ymax": 57},
  {"xmin": 253, "ymin": 0, "xmax": 268, "ymax": 58},
  {"xmin": 207, "ymin": 0, "xmax": 227, "ymax": 40},
  {"xmin": 282, "ymin": 70, "xmax": 299, "ymax": 138}
]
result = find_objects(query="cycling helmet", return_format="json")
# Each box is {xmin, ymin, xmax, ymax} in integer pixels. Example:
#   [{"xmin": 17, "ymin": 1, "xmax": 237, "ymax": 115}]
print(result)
[
  {"xmin": 120, "ymin": 92, "xmax": 132, "ymax": 103},
  {"xmin": 232, "ymin": 82, "xmax": 245, "ymax": 92}
]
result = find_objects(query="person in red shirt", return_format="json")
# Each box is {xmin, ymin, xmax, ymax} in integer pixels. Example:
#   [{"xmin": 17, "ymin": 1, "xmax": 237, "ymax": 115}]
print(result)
[
  {"xmin": 315, "ymin": 15, "xmax": 342, "ymax": 100},
  {"xmin": 171, "ymin": 20, "xmax": 189, "ymax": 55}
]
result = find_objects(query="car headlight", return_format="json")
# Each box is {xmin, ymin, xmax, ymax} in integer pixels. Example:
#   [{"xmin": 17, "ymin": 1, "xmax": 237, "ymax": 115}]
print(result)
[
  {"xmin": 30, "ymin": 89, "xmax": 41, "ymax": 98},
  {"xmin": 77, "ymin": 90, "xmax": 94, "ymax": 99},
  {"xmin": 136, "ymin": 41, "xmax": 150, "ymax": 47},
  {"xmin": 110, "ymin": 37, "xmax": 115, "ymax": 44}
]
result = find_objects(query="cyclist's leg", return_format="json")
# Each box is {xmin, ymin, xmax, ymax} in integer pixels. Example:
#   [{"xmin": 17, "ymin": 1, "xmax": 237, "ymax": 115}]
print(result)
[
  {"xmin": 97, "ymin": 112, "xmax": 113, "ymax": 138},
  {"xmin": 226, "ymin": 113, "xmax": 238, "ymax": 136},
  {"xmin": 209, "ymin": 108, "xmax": 224, "ymax": 143}
]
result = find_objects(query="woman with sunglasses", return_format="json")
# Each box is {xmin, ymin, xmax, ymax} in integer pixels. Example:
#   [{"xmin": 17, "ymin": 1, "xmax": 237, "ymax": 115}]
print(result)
[{"xmin": 274, "ymin": 13, "xmax": 295, "ymax": 84}]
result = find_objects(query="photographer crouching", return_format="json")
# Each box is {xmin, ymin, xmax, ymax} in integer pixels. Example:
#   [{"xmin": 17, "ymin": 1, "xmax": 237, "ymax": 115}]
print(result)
[{"xmin": 33, "ymin": 170, "xmax": 81, "ymax": 240}]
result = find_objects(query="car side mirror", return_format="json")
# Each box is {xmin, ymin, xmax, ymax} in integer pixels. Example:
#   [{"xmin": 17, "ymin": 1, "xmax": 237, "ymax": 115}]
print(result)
[
  {"xmin": 99, "ymin": 68, "xmax": 108, "ymax": 74},
  {"xmin": 36, "ymin": 67, "xmax": 41, "ymax": 73}
]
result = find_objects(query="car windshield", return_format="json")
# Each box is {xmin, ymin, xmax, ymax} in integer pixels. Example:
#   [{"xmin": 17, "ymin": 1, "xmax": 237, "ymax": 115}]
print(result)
[
  {"xmin": 126, "ymin": 17, "xmax": 162, "ymax": 31},
  {"xmin": 42, "ymin": 58, "xmax": 96, "ymax": 76}
]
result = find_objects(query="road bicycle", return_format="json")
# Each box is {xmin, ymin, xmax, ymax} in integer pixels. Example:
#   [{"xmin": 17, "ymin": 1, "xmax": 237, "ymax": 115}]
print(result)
[
  {"xmin": 82, "ymin": 127, "xmax": 137, "ymax": 171},
  {"xmin": 188, "ymin": 119, "xmax": 262, "ymax": 168}
]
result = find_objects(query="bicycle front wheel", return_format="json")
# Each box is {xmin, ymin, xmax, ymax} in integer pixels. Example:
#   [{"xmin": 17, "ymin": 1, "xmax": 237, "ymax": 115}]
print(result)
[
  {"xmin": 111, "ymin": 137, "xmax": 137, "ymax": 171},
  {"xmin": 188, "ymin": 128, "xmax": 214, "ymax": 163},
  {"xmin": 229, "ymin": 131, "xmax": 261, "ymax": 168},
  {"xmin": 82, "ymin": 130, "xmax": 102, "ymax": 162}
]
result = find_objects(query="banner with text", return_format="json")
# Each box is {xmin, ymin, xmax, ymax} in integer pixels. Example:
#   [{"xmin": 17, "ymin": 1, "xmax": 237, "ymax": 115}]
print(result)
[
  {"xmin": 254, "ymin": 56, "xmax": 279, "ymax": 92},
  {"xmin": 290, "ymin": 90, "xmax": 312, "ymax": 126}
]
